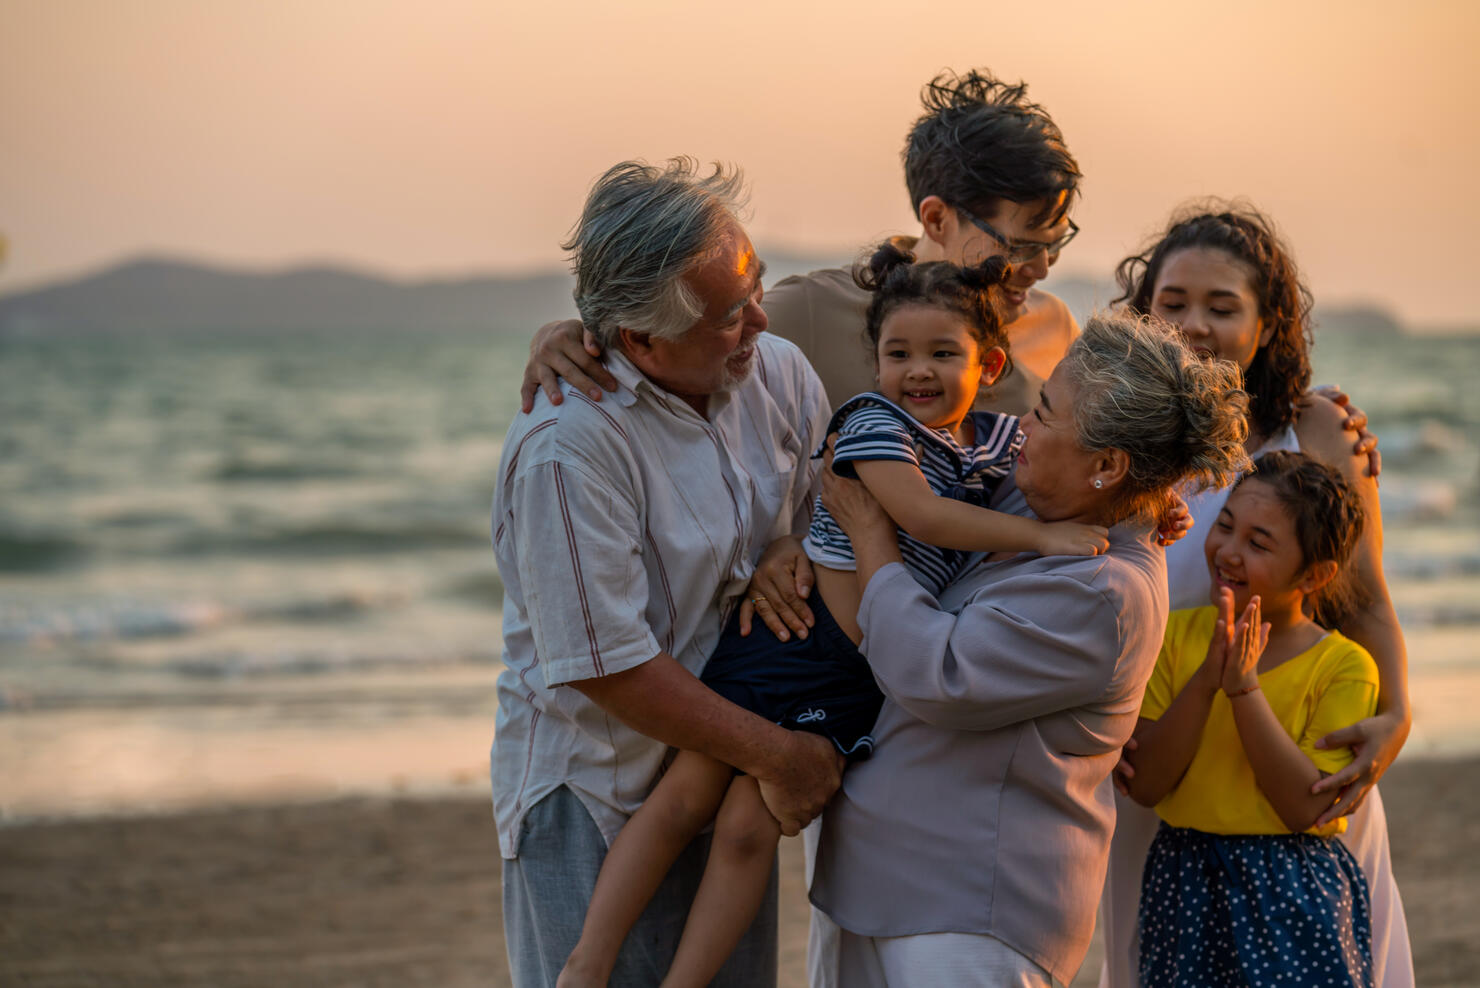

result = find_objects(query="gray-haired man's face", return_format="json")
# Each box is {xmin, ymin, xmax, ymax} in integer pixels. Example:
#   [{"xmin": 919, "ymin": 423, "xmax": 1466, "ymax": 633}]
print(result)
[{"xmin": 637, "ymin": 221, "xmax": 768, "ymax": 406}]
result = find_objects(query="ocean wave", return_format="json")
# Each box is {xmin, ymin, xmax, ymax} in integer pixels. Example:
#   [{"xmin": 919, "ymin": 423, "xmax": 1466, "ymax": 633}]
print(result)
[
  {"xmin": 210, "ymin": 457, "xmax": 368, "ymax": 482},
  {"xmin": 0, "ymin": 530, "xmax": 87, "ymax": 572},
  {"xmin": 1395, "ymin": 601, "xmax": 1480, "ymax": 630},
  {"xmin": 97, "ymin": 508, "xmax": 194, "ymax": 530},
  {"xmin": 167, "ymin": 521, "xmax": 486, "ymax": 556},
  {"xmin": 0, "ymin": 598, "xmax": 230, "ymax": 643},
  {"xmin": 0, "ymin": 590, "xmax": 407, "ymax": 645},
  {"xmin": 0, "ymin": 516, "xmax": 487, "ymax": 568},
  {"xmin": 0, "ymin": 673, "xmax": 502, "ymax": 715},
  {"xmin": 157, "ymin": 644, "xmax": 501, "ymax": 680},
  {"xmin": 1379, "ymin": 480, "xmax": 1467, "ymax": 523},
  {"xmin": 438, "ymin": 570, "xmax": 505, "ymax": 604},
  {"xmin": 1373, "ymin": 421, "xmax": 1474, "ymax": 468},
  {"xmin": 1386, "ymin": 551, "xmax": 1480, "ymax": 581},
  {"xmin": 321, "ymin": 427, "xmax": 415, "ymax": 453}
]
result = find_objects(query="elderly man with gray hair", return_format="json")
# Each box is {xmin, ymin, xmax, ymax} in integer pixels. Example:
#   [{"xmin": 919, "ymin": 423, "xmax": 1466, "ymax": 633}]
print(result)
[{"xmin": 490, "ymin": 158, "xmax": 838, "ymax": 986}]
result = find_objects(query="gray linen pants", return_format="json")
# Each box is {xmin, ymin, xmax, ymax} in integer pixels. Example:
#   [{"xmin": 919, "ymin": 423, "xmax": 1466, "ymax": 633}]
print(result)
[{"xmin": 502, "ymin": 785, "xmax": 778, "ymax": 987}]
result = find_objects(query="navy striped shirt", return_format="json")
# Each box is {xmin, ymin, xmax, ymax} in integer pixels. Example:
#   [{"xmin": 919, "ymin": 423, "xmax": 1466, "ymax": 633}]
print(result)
[{"xmin": 804, "ymin": 393, "xmax": 1022, "ymax": 595}]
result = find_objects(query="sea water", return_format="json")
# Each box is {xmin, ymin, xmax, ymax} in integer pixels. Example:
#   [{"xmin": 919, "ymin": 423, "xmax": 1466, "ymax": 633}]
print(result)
[{"xmin": 2, "ymin": 325, "xmax": 1477, "ymax": 820}]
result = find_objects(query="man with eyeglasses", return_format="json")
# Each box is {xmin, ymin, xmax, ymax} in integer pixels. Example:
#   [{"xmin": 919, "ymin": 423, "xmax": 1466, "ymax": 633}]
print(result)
[
  {"xmin": 520, "ymin": 68, "xmax": 1082, "ymax": 420},
  {"xmin": 758, "ymin": 69, "xmax": 1081, "ymax": 418}
]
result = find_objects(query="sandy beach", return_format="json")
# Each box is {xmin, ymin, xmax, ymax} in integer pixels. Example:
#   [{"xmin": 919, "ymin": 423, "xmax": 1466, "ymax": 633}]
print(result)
[{"xmin": 2, "ymin": 755, "xmax": 1474, "ymax": 987}]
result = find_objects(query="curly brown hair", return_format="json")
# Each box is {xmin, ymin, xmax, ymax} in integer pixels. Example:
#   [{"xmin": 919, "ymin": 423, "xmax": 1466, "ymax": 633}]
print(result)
[{"xmin": 1113, "ymin": 203, "xmax": 1313, "ymax": 443}]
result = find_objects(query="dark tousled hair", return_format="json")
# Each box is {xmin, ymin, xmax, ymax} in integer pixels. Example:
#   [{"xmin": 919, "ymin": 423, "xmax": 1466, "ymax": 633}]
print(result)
[
  {"xmin": 903, "ymin": 69, "xmax": 1081, "ymax": 229},
  {"xmin": 1114, "ymin": 203, "xmax": 1313, "ymax": 442},
  {"xmin": 852, "ymin": 241, "xmax": 1013, "ymax": 371},
  {"xmin": 1234, "ymin": 450, "xmax": 1367, "ymax": 628}
]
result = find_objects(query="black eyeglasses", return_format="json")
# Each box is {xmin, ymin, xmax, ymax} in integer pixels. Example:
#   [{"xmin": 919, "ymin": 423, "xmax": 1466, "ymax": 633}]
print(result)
[{"xmin": 956, "ymin": 205, "xmax": 1079, "ymax": 264}]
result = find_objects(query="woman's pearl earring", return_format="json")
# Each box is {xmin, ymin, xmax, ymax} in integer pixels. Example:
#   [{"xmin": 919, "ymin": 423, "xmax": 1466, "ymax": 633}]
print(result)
[{"xmin": 1093, "ymin": 478, "xmax": 1103, "ymax": 489}]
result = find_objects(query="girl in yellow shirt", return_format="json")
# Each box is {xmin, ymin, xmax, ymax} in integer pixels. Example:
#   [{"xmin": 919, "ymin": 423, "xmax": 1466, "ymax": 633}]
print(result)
[{"xmin": 1126, "ymin": 450, "xmax": 1379, "ymax": 987}]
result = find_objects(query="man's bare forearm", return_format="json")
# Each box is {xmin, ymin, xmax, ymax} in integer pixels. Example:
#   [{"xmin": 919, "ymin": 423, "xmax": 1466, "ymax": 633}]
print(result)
[{"xmin": 571, "ymin": 652, "xmax": 792, "ymax": 777}]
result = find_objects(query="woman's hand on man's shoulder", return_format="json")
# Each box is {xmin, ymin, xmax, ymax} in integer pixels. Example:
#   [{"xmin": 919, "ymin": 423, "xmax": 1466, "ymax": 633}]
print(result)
[
  {"xmin": 520, "ymin": 319, "xmax": 617, "ymax": 412},
  {"xmin": 1299, "ymin": 386, "xmax": 1381, "ymax": 479}
]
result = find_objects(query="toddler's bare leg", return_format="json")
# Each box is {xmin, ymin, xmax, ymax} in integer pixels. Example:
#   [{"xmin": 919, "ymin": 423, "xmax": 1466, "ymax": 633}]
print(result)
[
  {"xmin": 557, "ymin": 750, "xmax": 733, "ymax": 988},
  {"xmin": 660, "ymin": 774, "xmax": 782, "ymax": 988}
]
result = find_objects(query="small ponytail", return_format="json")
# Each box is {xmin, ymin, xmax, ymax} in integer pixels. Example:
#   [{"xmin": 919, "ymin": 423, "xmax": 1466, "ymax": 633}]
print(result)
[
  {"xmin": 854, "ymin": 241, "xmax": 917, "ymax": 293},
  {"xmin": 852, "ymin": 239, "xmax": 1013, "ymax": 368},
  {"xmin": 959, "ymin": 254, "xmax": 1012, "ymax": 291}
]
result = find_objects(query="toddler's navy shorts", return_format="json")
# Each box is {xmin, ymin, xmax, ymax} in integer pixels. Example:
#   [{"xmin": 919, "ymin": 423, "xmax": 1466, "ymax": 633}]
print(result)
[{"xmin": 700, "ymin": 592, "xmax": 883, "ymax": 760}]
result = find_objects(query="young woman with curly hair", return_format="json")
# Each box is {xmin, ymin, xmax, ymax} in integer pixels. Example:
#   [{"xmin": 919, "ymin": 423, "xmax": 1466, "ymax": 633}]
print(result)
[{"xmin": 1099, "ymin": 204, "xmax": 1414, "ymax": 988}]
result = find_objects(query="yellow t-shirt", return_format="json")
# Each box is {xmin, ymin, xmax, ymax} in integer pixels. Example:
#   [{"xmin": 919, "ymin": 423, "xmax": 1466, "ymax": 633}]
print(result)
[{"xmin": 1139, "ymin": 606, "xmax": 1380, "ymax": 837}]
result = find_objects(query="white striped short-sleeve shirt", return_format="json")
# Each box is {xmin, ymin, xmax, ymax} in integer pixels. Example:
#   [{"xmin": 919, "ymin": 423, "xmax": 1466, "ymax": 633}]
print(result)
[
  {"xmin": 803, "ymin": 393, "xmax": 1022, "ymax": 596},
  {"xmin": 490, "ymin": 332, "xmax": 829, "ymax": 858}
]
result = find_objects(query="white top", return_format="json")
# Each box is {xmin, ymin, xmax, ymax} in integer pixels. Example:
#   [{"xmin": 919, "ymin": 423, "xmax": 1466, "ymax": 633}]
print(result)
[
  {"xmin": 489, "ymin": 332, "xmax": 829, "ymax": 858},
  {"xmin": 1164, "ymin": 423, "xmax": 1300, "ymax": 610}
]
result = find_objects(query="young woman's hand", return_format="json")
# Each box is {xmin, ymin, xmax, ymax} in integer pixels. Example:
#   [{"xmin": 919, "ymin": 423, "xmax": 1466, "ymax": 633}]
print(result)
[
  {"xmin": 1308, "ymin": 707, "xmax": 1412, "ymax": 827},
  {"xmin": 738, "ymin": 536, "xmax": 815, "ymax": 642},
  {"xmin": 1306, "ymin": 385, "xmax": 1381, "ymax": 479},
  {"xmin": 1035, "ymin": 520, "xmax": 1110, "ymax": 556},
  {"xmin": 519, "ymin": 319, "xmax": 617, "ymax": 412},
  {"xmin": 1219, "ymin": 594, "xmax": 1270, "ymax": 696}
]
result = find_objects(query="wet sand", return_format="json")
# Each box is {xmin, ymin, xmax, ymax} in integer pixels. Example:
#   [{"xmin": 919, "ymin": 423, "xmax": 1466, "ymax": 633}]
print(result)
[{"xmin": 2, "ymin": 756, "xmax": 1475, "ymax": 987}]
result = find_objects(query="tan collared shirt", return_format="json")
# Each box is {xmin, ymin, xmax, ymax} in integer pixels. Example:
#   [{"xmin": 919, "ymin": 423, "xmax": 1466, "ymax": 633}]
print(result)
[
  {"xmin": 490, "ymin": 333, "xmax": 828, "ymax": 857},
  {"xmin": 762, "ymin": 258, "xmax": 1079, "ymax": 418}
]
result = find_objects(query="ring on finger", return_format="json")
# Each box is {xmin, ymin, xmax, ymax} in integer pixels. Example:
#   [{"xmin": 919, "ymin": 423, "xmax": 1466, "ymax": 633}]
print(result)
[{"xmin": 750, "ymin": 595, "xmax": 767, "ymax": 606}]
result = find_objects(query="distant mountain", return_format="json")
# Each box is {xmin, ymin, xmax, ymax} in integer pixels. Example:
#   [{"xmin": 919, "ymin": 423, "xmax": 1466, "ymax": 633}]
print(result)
[
  {"xmin": 0, "ymin": 254, "xmax": 1404, "ymax": 338},
  {"xmin": 0, "ymin": 257, "xmax": 579, "ymax": 336},
  {"xmin": 0, "ymin": 250, "xmax": 854, "ymax": 338}
]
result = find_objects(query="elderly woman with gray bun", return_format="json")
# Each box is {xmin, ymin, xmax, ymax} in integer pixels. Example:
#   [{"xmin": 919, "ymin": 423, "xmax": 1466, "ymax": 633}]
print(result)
[{"xmin": 807, "ymin": 312, "xmax": 1250, "ymax": 988}]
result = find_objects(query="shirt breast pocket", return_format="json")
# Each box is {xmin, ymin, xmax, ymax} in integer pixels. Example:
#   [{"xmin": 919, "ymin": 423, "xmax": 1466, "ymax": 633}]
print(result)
[{"xmin": 746, "ymin": 439, "xmax": 806, "ymax": 550}]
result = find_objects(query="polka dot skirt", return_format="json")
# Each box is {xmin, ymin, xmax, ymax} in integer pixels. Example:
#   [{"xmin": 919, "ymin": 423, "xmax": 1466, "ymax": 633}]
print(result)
[{"xmin": 1138, "ymin": 823, "xmax": 1373, "ymax": 987}]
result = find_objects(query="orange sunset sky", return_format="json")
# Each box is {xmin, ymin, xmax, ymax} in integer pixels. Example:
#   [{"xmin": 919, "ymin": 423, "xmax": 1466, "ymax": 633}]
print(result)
[{"xmin": 3, "ymin": 0, "xmax": 1478, "ymax": 326}]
